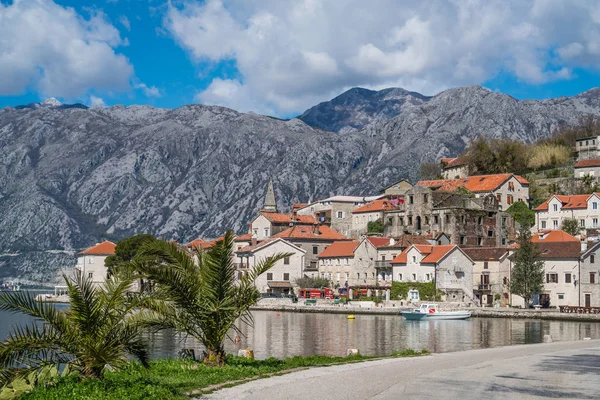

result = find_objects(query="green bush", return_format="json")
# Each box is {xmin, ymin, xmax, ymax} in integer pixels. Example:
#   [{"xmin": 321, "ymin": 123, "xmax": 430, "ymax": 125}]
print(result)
[
  {"xmin": 391, "ymin": 282, "xmax": 441, "ymax": 301},
  {"xmin": 367, "ymin": 219, "xmax": 384, "ymax": 234}
]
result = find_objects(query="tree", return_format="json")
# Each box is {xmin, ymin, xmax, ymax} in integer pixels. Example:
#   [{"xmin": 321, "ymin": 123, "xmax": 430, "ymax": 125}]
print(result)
[
  {"xmin": 367, "ymin": 218, "xmax": 384, "ymax": 234},
  {"xmin": 295, "ymin": 276, "xmax": 330, "ymax": 289},
  {"xmin": 419, "ymin": 162, "xmax": 441, "ymax": 180},
  {"xmin": 0, "ymin": 274, "xmax": 151, "ymax": 386},
  {"xmin": 105, "ymin": 234, "xmax": 157, "ymax": 276},
  {"xmin": 133, "ymin": 231, "xmax": 290, "ymax": 366},
  {"xmin": 510, "ymin": 223, "xmax": 545, "ymax": 307},
  {"xmin": 581, "ymin": 174, "xmax": 595, "ymax": 192},
  {"xmin": 561, "ymin": 219, "xmax": 581, "ymax": 237},
  {"xmin": 506, "ymin": 201, "xmax": 535, "ymax": 227}
]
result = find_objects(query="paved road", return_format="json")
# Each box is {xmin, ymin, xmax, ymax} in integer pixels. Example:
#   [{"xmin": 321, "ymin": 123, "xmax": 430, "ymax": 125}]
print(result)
[{"xmin": 202, "ymin": 340, "xmax": 600, "ymax": 400}]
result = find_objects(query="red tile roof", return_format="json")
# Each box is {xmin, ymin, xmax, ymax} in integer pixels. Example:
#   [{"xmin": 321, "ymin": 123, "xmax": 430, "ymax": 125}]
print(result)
[
  {"xmin": 533, "ymin": 194, "xmax": 600, "ymax": 211},
  {"xmin": 273, "ymin": 224, "xmax": 349, "ymax": 241},
  {"xmin": 381, "ymin": 235, "xmax": 431, "ymax": 248},
  {"xmin": 79, "ymin": 241, "xmax": 116, "ymax": 256},
  {"xmin": 292, "ymin": 203, "xmax": 309, "ymax": 209},
  {"xmin": 418, "ymin": 174, "xmax": 529, "ymax": 193},
  {"xmin": 462, "ymin": 247, "xmax": 509, "ymax": 261},
  {"xmin": 318, "ymin": 241, "xmax": 360, "ymax": 258},
  {"xmin": 260, "ymin": 212, "xmax": 316, "ymax": 224},
  {"xmin": 352, "ymin": 199, "xmax": 398, "ymax": 214},
  {"xmin": 575, "ymin": 159, "xmax": 600, "ymax": 168},
  {"xmin": 537, "ymin": 242, "xmax": 581, "ymax": 259},
  {"xmin": 441, "ymin": 157, "xmax": 467, "ymax": 169},
  {"xmin": 366, "ymin": 236, "xmax": 392, "ymax": 248},
  {"xmin": 234, "ymin": 233, "xmax": 253, "ymax": 242},
  {"xmin": 532, "ymin": 230, "xmax": 579, "ymax": 243},
  {"xmin": 390, "ymin": 245, "xmax": 457, "ymax": 265}
]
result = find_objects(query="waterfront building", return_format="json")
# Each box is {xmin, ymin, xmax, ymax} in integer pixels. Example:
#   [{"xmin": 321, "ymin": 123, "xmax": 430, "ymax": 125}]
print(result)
[
  {"xmin": 236, "ymin": 238, "xmax": 306, "ymax": 295},
  {"xmin": 534, "ymin": 193, "xmax": 600, "ymax": 234},
  {"xmin": 463, "ymin": 247, "xmax": 511, "ymax": 307},
  {"xmin": 272, "ymin": 224, "xmax": 349, "ymax": 274},
  {"xmin": 580, "ymin": 241, "xmax": 600, "ymax": 307},
  {"xmin": 316, "ymin": 241, "xmax": 360, "ymax": 287},
  {"xmin": 417, "ymin": 173, "xmax": 529, "ymax": 211},
  {"xmin": 574, "ymin": 159, "xmax": 600, "ymax": 181},
  {"xmin": 75, "ymin": 241, "xmax": 116, "ymax": 287},
  {"xmin": 383, "ymin": 185, "xmax": 515, "ymax": 247},
  {"xmin": 390, "ymin": 244, "xmax": 475, "ymax": 303},
  {"xmin": 295, "ymin": 195, "xmax": 383, "ymax": 237}
]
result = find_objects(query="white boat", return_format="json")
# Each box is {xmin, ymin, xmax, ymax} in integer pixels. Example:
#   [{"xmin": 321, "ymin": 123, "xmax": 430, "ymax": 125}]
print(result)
[{"xmin": 401, "ymin": 303, "xmax": 471, "ymax": 321}]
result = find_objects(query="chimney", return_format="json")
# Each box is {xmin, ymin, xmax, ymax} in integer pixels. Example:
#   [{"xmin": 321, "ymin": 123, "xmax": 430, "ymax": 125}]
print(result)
[
  {"xmin": 313, "ymin": 223, "xmax": 320, "ymax": 235},
  {"xmin": 251, "ymin": 232, "xmax": 258, "ymax": 247}
]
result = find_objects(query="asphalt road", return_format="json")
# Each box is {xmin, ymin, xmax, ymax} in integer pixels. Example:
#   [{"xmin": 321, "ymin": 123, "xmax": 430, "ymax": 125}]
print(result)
[{"xmin": 201, "ymin": 339, "xmax": 600, "ymax": 400}]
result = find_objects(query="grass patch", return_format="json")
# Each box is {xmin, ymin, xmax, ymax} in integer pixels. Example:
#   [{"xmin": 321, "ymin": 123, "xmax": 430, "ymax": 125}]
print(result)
[{"xmin": 20, "ymin": 350, "xmax": 428, "ymax": 399}]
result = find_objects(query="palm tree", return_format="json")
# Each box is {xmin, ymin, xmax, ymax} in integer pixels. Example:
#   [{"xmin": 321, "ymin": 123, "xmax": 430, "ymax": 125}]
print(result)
[
  {"xmin": 0, "ymin": 274, "xmax": 152, "ymax": 386},
  {"xmin": 133, "ymin": 231, "xmax": 290, "ymax": 366}
]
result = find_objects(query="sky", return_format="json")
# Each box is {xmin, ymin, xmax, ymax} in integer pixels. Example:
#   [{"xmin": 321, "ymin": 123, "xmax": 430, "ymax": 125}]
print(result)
[{"xmin": 2, "ymin": 0, "xmax": 600, "ymax": 118}]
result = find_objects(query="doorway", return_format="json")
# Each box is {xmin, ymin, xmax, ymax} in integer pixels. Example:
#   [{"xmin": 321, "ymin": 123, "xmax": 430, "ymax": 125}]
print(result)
[{"xmin": 585, "ymin": 293, "xmax": 591, "ymax": 307}]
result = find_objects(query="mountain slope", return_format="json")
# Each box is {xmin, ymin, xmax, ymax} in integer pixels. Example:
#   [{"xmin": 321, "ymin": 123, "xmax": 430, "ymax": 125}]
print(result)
[
  {"xmin": 298, "ymin": 87, "xmax": 431, "ymax": 133},
  {"xmin": 2, "ymin": 85, "xmax": 600, "ymax": 282}
]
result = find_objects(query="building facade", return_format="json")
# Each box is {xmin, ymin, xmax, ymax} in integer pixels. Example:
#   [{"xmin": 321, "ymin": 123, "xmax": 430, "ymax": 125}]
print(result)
[
  {"xmin": 76, "ymin": 241, "xmax": 116, "ymax": 287},
  {"xmin": 351, "ymin": 199, "xmax": 398, "ymax": 238},
  {"xmin": 534, "ymin": 193, "xmax": 600, "ymax": 233},
  {"xmin": 463, "ymin": 247, "xmax": 511, "ymax": 307},
  {"xmin": 575, "ymin": 135, "xmax": 600, "ymax": 160},
  {"xmin": 574, "ymin": 159, "xmax": 600, "ymax": 181},
  {"xmin": 580, "ymin": 242, "xmax": 600, "ymax": 307},
  {"xmin": 441, "ymin": 158, "xmax": 468, "ymax": 179}
]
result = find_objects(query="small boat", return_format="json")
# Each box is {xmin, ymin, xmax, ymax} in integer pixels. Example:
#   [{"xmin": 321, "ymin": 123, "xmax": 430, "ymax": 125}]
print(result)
[{"xmin": 401, "ymin": 303, "xmax": 471, "ymax": 321}]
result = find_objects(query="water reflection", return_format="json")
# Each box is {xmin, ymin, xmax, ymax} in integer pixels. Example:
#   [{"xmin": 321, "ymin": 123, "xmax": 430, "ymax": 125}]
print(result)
[{"xmin": 3, "ymin": 309, "xmax": 600, "ymax": 360}]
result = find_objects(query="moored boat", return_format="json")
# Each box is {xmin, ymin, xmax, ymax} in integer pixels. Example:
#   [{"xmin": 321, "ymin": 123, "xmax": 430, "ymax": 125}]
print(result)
[{"xmin": 401, "ymin": 303, "xmax": 471, "ymax": 321}]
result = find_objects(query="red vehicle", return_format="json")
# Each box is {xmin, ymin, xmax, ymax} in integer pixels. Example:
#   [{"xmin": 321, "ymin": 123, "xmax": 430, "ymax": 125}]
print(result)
[{"xmin": 298, "ymin": 288, "xmax": 334, "ymax": 299}]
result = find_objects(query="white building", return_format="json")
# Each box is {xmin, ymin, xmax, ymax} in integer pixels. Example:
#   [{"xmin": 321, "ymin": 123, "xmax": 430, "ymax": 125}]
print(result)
[
  {"xmin": 463, "ymin": 248, "xmax": 511, "ymax": 307},
  {"xmin": 248, "ymin": 212, "xmax": 315, "ymax": 240},
  {"xmin": 534, "ymin": 193, "xmax": 600, "ymax": 233},
  {"xmin": 390, "ymin": 244, "xmax": 475, "ymax": 303},
  {"xmin": 235, "ymin": 238, "xmax": 306, "ymax": 295},
  {"xmin": 351, "ymin": 199, "xmax": 398, "ymax": 237},
  {"xmin": 441, "ymin": 157, "xmax": 468, "ymax": 179},
  {"xmin": 76, "ymin": 241, "xmax": 116, "ymax": 287}
]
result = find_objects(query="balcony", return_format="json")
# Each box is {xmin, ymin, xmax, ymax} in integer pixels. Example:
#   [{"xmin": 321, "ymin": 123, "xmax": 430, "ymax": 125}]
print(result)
[
  {"xmin": 304, "ymin": 261, "xmax": 319, "ymax": 271},
  {"xmin": 476, "ymin": 284, "xmax": 491, "ymax": 292},
  {"xmin": 236, "ymin": 263, "xmax": 250, "ymax": 269},
  {"xmin": 375, "ymin": 261, "xmax": 392, "ymax": 269}
]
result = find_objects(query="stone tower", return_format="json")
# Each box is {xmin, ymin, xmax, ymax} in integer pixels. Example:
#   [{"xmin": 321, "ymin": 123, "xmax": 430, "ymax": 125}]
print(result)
[{"xmin": 262, "ymin": 177, "xmax": 278, "ymax": 213}]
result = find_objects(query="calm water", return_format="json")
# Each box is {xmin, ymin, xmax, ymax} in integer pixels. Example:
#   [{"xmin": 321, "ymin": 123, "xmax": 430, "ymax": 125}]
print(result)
[{"xmin": 4, "ymin": 308, "xmax": 599, "ymax": 360}]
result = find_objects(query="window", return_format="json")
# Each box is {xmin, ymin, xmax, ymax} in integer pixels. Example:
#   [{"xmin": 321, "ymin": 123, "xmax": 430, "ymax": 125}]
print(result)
[
  {"xmin": 408, "ymin": 216, "xmax": 413, "ymax": 225},
  {"xmin": 592, "ymin": 202, "xmax": 597, "ymax": 210},
  {"xmin": 484, "ymin": 261, "xmax": 489, "ymax": 270},
  {"xmin": 313, "ymin": 246, "xmax": 318, "ymax": 255},
  {"xmin": 381, "ymin": 255, "xmax": 386, "ymax": 261},
  {"xmin": 253, "ymin": 228, "xmax": 258, "ymax": 236},
  {"xmin": 434, "ymin": 215, "xmax": 439, "ymax": 224},
  {"xmin": 503, "ymin": 277, "xmax": 508, "ymax": 285},
  {"xmin": 558, "ymin": 293, "xmax": 565, "ymax": 300},
  {"xmin": 364, "ymin": 272, "xmax": 367, "ymax": 279},
  {"xmin": 460, "ymin": 236, "xmax": 466, "ymax": 245},
  {"xmin": 461, "ymin": 215, "xmax": 466, "ymax": 224},
  {"xmin": 412, "ymin": 256, "xmax": 417, "ymax": 263},
  {"xmin": 424, "ymin": 194, "xmax": 428, "ymax": 203},
  {"xmin": 264, "ymin": 228, "xmax": 269, "ymax": 237},
  {"xmin": 541, "ymin": 221, "xmax": 547, "ymax": 229},
  {"xmin": 565, "ymin": 273, "xmax": 572, "ymax": 284},
  {"xmin": 594, "ymin": 218, "xmax": 599, "ymax": 228},
  {"xmin": 267, "ymin": 273, "xmax": 273, "ymax": 281},
  {"xmin": 357, "ymin": 273, "xmax": 360, "ymax": 279},
  {"xmin": 425, "ymin": 273, "xmax": 430, "ymax": 281},
  {"xmin": 478, "ymin": 216, "xmax": 483, "ymax": 225},
  {"xmin": 581, "ymin": 219, "xmax": 586, "ymax": 228},
  {"xmin": 425, "ymin": 216, "xmax": 429, "ymax": 224},
  {"xmin": 445, "ymin": 214, "xmax": 451, "ymax": 224},
  {"xmin": 345, "ymin": 272, "xmax": 349, "ymax": 281},
  {"xmin": 478, "ymin": 237, "xmax": 483, "ymax": 246},
  {"xmin": 398, "ymin": 273, "xmax": 403, "ymax": 281},
  {"xmin": 496, "ymin": 194, "xmax": 501, "ymax": 203},
  {"xmin": 501, "ymin": 238, "xmax": 506, "ymax": 246},
  {"xmin": 283, "ymin": 273, "xmax": 290, "ymax": 281},
  {"xmin": 591, "ymin": 254, "xmax": 595, "ymax": 264},
  {"xmin": 507, "ymin": 195, "xmax": 514, "ymax": 205},
  {"xmin": 337, "ymin": 211, "xmax": 344, "ymax": 219},
  {"xmin": 553, "ymin": 220, "xmax": 558, "ymax": 229},
  {"xmin": 508, "ymin": 182, "xmax": 515, "ymax": 191},
  {"xmin": 409, "ymin": 195, "xmax": 414, "ymax": 204},
  {"xmin": 372, "ymin": 272, "xmax": 375, "ymax": 278},
  {"xmin": 88, "ymin": 257, "xmax": 94, "ymax": 264},
  {"xmin": 88, "ymin": 272, "xmax": 93, "ymax": 279},
  {"xmin": 412, "ymin": 273, "xmax": 416, "ymax": 281},
  {"xmin": 590, "ymin": 272, "xmax": 596, "ymax": 284},
  {"xmin": 553, "ymin": 204, "xmax": 558, "ymax": 212},
  {"xmin": 284, "ymin": 257, "xmax": 290, "ymax": 265},
  {"xmin": 488, "ymin": 230, "xmax": 494, "ymax": 237},
  {"xmin": 336, "ymin": 272, "xmax": 340, "ymax": 282},
  {"xmin": 546, "ymin": 273, "xmax": 558, "ymax": 283}
]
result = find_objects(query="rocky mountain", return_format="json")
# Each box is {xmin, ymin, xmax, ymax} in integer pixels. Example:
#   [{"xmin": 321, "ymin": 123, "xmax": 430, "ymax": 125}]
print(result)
[
  {"xmin": 2, "ymin": 85, "xmax": 600, "ymax": 283},
  {"xmin": 298, "ymin": 87, "xmax": 431, "ymax": 133}
]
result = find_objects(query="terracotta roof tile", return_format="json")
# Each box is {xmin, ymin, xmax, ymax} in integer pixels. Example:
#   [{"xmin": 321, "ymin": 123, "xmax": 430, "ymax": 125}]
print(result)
[
  {"xmin": 366, "ymin": 236, "xmax": 392, "ymax": 248},
  {"xmin": 318, "ymin": 241, "xmax": 360, "ymax": 258},
  {"xmin": 352, "ymin": 199, "xmax": 398, "ymax": 214},
  {"xmin": 272, "ymin": 225, "xmax": 349, "ymax": 241},
  {"xmin": 532, "ymin": 230, "xmax": 579, "ymax": 243},
  {"xmin": 533, "ymin": 194, "xmax": 600, "ymax": 211},
  {"xmin": 390, "ymin": 244, "xmax": 457, "ymax": 264},
  {"xmin": 441, "ymin": 157, "xmax": 467, "ymax": 169},
  {"xmin": 536, "ymin": 242, "xmax": 581, "ymax": 259},
  {"xmin": 234, "ymin": 233, "xmax": 253, "ymax": 242},
  {"xmin": 79, "ymin": 241, "xmax": 116, "ymax": 256},
  {"xmin": 575, "ymin": 159, "xmax": 600, "ymax": 168},
  {"xmin": 260, "ymin": 212, "xmax": 316, "ymax": 224},
  {"xmin": 462, "ymin": 247, "xmax": 509, "ymax": 261},
  {"xmin": 418, "ymin": 174, "xmax": 529, "ymax": 193}
]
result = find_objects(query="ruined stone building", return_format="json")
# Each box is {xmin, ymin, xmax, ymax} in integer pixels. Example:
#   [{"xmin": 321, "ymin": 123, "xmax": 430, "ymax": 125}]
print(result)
[{"xmin": 383, "ymin": 185, "xmax": 516, "ymax": 247}]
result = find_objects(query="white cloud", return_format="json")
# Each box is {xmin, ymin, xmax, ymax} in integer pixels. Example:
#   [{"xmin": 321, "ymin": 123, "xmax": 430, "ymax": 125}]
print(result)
[
  {"xmin": 0, "ymin": 0, "xmax": 133, "ymax": 99},
  {"xmin": 165, "ymin": 0, "xmax": 600, "ymax": 116},
  {"xmin": 135, "ymin": 83, "xmax": 161, "ymax": 98},
  {"xmin": 119, "ymin": 15, "xmax": 131, "ymax": 31},
  {"xmin": 89, "ymin": 95, "xmax": 106, "ymax": 107}
]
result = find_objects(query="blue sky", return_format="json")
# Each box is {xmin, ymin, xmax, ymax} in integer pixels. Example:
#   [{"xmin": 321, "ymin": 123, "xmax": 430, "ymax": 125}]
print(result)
[{"xmin": 2, "ymin": 0, "xmax": 600, "ymax": 117}]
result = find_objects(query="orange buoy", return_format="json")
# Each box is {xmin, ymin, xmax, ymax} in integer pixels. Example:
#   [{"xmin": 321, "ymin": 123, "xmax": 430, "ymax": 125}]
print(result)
[{"xmin": 276, "ymin": 313, "xmax": 281, "ymax": 317}]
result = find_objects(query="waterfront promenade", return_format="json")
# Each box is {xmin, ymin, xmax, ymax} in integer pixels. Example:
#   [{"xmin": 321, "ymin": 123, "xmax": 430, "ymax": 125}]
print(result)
[{"xmin": 202, "ymin": 339, "xmax": 600, "ymax": 399}]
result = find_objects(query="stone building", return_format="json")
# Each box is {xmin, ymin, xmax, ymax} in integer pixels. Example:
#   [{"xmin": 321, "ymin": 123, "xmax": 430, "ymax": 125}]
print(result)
[
  {"xmin": 463, "ymin": 247, "xmax": 511, "ymax": 307},
  {"xmin": 381, "ymin": 179, "xmax": 413, "ymax": 198},
  {"xmin": 534, "ymin": 193, "xmax": 600, "ymax": 233},
  {"xmin": 441, "ymin": 158, "xmax": 468, "ymax": 179},
  {"xmin": 390, "ymin": 244, "xmax": 475, "ymax": 303},
  {"xmin": 236, "ymin": 238, "xmax": 306, "ymax": 295},
  {"xmin": 418, "ymin": 173, "xmax": 529, "ymax": 211},
  {"xmin": 75, "ymin": 241, "xmax": 116, "ymax": 287},
  {"xmin": 272, "ymin": 224, "xmax": 350, "ymax": 274},
  {"xmin": 580, "ymin": 241, "xmax": 600, "ymax": 307},
  {"xmin": 574, "ymin": 159, "xmax": 600, "ymax": 181},
  {"xmin": 384, "ymin": 185, "xmax": 515, "ymax": 247},
  {"xmin": 316, "ymin": 241, "xmax": 360, "ymax": 287},
  {"xmin": 248, "ymin": 211, "xmax": 315, "ymax": 240},
  {"xmin": 575, "ymin": 135, "xmax": 600, "ymax": 160},
  {"xmin": 296, "ymin": 195, "xmax": 382, "ymax": 237},
  {"xmin": 351, "ymin": 199, "xmax": 398, "ymax": 238}
]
